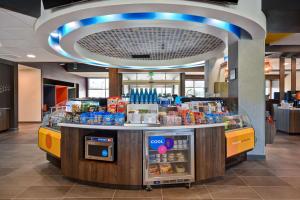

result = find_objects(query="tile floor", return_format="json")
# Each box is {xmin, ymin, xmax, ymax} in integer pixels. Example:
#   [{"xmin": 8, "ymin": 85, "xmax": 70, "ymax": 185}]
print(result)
[{"xmin": 1, "ymin": 123, "xmax": 300, "ymax": 199}]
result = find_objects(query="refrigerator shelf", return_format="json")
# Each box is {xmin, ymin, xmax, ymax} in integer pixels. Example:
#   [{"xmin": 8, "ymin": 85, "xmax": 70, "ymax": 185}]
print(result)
[
  {"xmin": 149, "ymin": 160, "xmax": 188, "ymax": 164},
  {"xmin": 149, "ymin": 148, "xmax": 189, "ymax": 151},
  {"xmin": 149, "ymin": 172, "xmax": 190, "ymax": 178}
]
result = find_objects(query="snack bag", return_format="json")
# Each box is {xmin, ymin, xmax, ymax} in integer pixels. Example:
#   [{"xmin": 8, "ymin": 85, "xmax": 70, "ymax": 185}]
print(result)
[
  {"xmin": 107, "ymin": 97, "xmax": 120, "ymax": 113},
  {"xmin": 117, "ymin": 100, "xmax": 126, "ymax": 113}
]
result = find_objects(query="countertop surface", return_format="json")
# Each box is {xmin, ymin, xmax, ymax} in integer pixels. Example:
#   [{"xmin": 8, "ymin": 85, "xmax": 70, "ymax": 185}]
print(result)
[
  {"xmin": 58, "ymin": 123, "xmax": 225, "ymax": 130},
  {"xmin": 278, "ymin": 107, "xmax": 300, "ymax": 111}
]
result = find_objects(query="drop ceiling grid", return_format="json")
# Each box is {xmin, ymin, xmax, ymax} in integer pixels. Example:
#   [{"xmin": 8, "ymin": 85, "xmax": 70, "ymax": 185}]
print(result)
[{"xmin": 77, "ymin": 27, "xmax": 224, "ymax": 60}]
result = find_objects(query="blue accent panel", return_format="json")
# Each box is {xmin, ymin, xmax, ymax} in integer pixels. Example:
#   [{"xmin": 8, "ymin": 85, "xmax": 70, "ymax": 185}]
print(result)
[{"xmin": 48, "ymin": 12, "xmax": 246, "ymax": 69}]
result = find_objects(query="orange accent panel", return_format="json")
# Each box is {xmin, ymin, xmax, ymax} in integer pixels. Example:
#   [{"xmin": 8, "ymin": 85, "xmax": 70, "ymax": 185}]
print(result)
[
  {"xmin": 55, "ymin": 86, "xmax": 68, "ymax": 105},
  {"xmin": 265, "ymin": 33, "xmax": 292, "ymax": 45},
  {"xmin": 225, "ymin": 128, "xmax": 255, "ymax": 158}
]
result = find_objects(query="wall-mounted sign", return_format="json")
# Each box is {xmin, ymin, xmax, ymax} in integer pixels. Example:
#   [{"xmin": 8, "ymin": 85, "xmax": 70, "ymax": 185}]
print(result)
[
  {"xmin": 0, "ymin": 84, "xmax": 10, "ymax": 94},
  {"xmin": 229, "ymin": 69, "xmax": 237, "ymax": 80}
]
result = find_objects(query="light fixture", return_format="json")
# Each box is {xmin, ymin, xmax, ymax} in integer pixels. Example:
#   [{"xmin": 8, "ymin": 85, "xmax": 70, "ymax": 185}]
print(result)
[
  {"xmin": 264, "ymin": 58, "xmax": 272, "ymax": 73},
  {"xmin": 26, "ymin": 54, "xmax": 36, "ymax": 58},
  {"xmin": 284, "ymin": 62, "xmax": 289, "ymax": 66},
  {"xmin": 48, "ymin": 12, "xmax": 244, "ymax": 70}
]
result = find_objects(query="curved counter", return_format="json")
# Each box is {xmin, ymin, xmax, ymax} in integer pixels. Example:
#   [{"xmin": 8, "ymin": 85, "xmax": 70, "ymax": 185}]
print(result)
[
  {"xmin": 58, "ymin": 123, "xmax": 225, "ymax": 130},
  {"xmin": 275, "ymin": 107, "xmax": 300, "ymax": 134},
  {"xmin": 53, "ymin": 123, "xmax": 225, "ymax": 189}
]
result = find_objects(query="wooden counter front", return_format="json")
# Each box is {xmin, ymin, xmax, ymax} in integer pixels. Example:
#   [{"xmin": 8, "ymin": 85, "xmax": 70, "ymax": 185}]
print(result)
[
  {"xmin": 275, "ymin": 108, "xmax": 300, "ymax": 134},
  {"xmin": 61, "ymin": 127, "xmax": 143, "ymax": 188},
  {"xmin": 60, "ymin": 125, "xmax": 225, "ymax": 188}
]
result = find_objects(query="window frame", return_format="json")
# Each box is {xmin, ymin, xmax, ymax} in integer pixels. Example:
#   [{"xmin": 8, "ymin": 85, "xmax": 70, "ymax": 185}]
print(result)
[
  {"xmin": 88, "ymin": 77, "xmax": 109, "ymax": 98},
  {"xmin": 185, "ymin": 80, "xmax": 205, "ymax": 97}
]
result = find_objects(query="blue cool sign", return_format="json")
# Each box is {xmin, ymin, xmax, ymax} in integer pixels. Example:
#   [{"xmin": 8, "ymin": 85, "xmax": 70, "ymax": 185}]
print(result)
[
  {"xmin": 149, "ymin": 136, "xmax": 166, "ymax": 150},
  {"xmin": 101, "ymin": 149, "xmax": 108, "ymax": 157}
]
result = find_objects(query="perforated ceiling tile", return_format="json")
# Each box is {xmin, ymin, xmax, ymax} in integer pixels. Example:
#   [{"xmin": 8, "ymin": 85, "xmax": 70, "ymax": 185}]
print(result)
[{"xmin": 77, "ymin": 27, "xmax": 224, "ymax": 60}]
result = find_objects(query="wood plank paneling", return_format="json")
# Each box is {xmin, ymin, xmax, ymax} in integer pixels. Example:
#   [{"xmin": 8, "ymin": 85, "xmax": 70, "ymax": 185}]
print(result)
[
  {"xmin": 61, "ymin": 127, "xmax": 143, "ymax": 186},
  {"xmin": 195, "ymin": 126, "xmax": 225, "ymax": 181}
]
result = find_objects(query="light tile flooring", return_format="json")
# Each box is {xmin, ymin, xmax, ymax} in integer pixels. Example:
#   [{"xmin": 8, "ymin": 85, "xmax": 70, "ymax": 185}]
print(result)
[{"xmin": 1, "ymin": 123, "xmax": 300, "ymax": 199}]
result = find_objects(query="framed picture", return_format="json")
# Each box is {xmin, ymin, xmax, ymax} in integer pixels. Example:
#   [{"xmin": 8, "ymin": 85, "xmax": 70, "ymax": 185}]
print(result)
[{"xmin": 229, "ymin": 69, "xmax": 236, "ymax": 80}]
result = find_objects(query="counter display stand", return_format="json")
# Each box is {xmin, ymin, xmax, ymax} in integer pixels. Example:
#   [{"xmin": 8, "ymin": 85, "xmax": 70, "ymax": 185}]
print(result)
[
  {"xmin": 223, "ymin": 115, "xmax": 255, "ymax": 168},
  {"xmin": 38, "ymin": 104, "xmax": 254, "ymax": 189}
]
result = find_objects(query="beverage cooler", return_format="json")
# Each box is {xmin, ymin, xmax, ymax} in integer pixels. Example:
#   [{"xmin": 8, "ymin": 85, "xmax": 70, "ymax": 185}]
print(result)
[{"xmin": 143, "ymin": 130, "xmax": 195, "ymax": 190}]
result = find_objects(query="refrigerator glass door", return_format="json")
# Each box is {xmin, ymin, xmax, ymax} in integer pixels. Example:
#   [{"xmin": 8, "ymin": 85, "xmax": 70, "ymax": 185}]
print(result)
[{"xmin": 144, "ymin": 130, "xmax": 194, "ymax": 185}]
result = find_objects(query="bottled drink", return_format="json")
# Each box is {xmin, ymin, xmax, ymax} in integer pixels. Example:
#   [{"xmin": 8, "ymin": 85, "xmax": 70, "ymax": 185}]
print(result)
[
  {"xmin": 145, "ymin": 88, "xmax": 149, "ymax": 104},
  {"xmin": 130, "ymin": 88, "xmax": 135, "ymax": 104},
  {"xmin": 135, "ymin": 88, "xmax": 140, "ymax": 104},
  {"xmin": 153, "ymin": 88, "xmax": 158, "ymax": 104},
  {"xmin": 140, "ymin": 88, "xmax": 145, "ymax": 104},
  {"xmin": 149, "ymin": 88, "xmax": 153, "ymax": 104}
]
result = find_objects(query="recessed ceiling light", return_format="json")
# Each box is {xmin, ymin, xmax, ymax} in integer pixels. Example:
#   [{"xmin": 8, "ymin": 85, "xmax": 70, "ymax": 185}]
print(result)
[{"xmin": 26, "ymin": 54, "xmax": 36, "ymax": 58}]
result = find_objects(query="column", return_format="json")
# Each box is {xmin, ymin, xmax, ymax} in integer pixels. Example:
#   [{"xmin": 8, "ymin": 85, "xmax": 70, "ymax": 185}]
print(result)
[
  {"xmin": 291, "ymin": 57, "xmax": 297, "ymax": 93},
  {"xmin": 228, "ymin": 37, "xmax": 266, "ymax": 159},
  {"xmin": 279, "ymin": 57, "xmax": 285, "ymax": 101},
  {"xmin": 109, "ymin": 68, "xmax": 122, "ymax": 97},
  {"xmin": 180, "ymin": 73, "xmax": 185, "ymax": 96}
]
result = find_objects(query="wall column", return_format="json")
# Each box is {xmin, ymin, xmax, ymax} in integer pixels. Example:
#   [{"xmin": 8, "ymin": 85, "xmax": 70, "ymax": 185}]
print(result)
[
  {"xmin": 180, "ymin": 73, "xmax": 185, "ymax": 96},
  {"xmin": 291, "ymin": 57, "xmax": 297, "ymax": 93},
  {"xmin": 109, "ymin": 68, "xmax": 122, "ymax": 97},
  {"xmin": 228, "ymin": 37, "xmax": 266, "ymax": 159},
  {"xmin": 279, "ymin": 57, "xmax": 285, "ymax": 101}
]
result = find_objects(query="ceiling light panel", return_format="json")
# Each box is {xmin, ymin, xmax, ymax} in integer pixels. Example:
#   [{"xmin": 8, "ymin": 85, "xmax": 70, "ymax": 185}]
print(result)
[{"xmin": 77, "ymin": 27, "xmax": 224, "ymax": 61}]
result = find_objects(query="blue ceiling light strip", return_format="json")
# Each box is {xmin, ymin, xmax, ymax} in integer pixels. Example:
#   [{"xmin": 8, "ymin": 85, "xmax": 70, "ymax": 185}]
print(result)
[{"xmin": 48, "ymin": 12, "xmax": 244, "ymax": 69}]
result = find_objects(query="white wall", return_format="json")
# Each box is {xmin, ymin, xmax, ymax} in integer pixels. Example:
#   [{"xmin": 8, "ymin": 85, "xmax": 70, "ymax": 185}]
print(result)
[
  {"xmin": 205, "ymin": 56, "xmax": 226, "ymax": 97},
  {"xmin": 23, "ymin": 63, "xmax": 86, "ymax": 98},
  {"xmin": 18, "ymin": 65, "xmax": 42, "ymax": 122}
]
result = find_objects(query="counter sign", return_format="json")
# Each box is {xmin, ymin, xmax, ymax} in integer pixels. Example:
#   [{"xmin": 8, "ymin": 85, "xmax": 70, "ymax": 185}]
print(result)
[{"xmin": 149, "ymin": 136, "xmax": 165, "ymax": 150}]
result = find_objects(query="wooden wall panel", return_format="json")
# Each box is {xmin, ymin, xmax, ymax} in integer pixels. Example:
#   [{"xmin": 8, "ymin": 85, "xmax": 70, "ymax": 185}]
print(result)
[
  {"xmin": 61, "ymin": 127, "xmax": 143, "ymax": 186},
  {"xmin": 195, "ymin": 126, "xmax": 225, "ymax": 181}
]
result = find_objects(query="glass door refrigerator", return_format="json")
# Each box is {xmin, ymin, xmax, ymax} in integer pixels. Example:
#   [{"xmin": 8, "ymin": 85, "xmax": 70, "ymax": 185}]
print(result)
[{"xmin": 143, "ymin": 130, "xmax": 195, "ymax": 190}]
